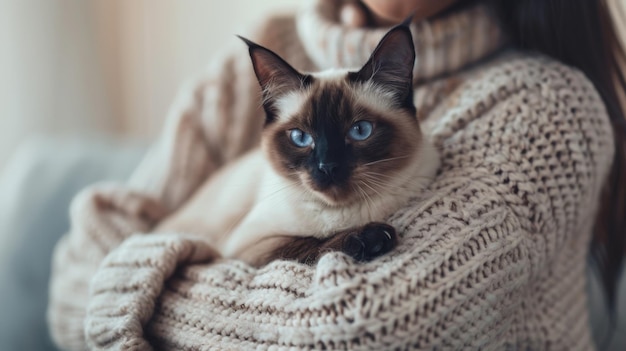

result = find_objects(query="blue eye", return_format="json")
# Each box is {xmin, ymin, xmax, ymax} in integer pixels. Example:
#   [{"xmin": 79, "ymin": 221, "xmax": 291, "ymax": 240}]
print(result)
[
  {"xmin": 347, "ymin": 121, "xmax": 373, "ymax": 141},
  {"xmin": 289, "ymin": 129, "xmax": 313, "ymax": 147}
]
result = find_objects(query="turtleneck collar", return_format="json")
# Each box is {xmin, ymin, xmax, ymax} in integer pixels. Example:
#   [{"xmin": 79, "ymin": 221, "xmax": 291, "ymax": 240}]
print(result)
[{"xmin": 296, "ymin": 0, "xmax": 507, "ymax": 84}]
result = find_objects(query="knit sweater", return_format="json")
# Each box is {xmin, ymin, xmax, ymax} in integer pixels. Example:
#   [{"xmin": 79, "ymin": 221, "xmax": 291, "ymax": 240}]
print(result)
[{"xmin": 47, "ymin": 1, "xmax": 615, "ymax": 350}]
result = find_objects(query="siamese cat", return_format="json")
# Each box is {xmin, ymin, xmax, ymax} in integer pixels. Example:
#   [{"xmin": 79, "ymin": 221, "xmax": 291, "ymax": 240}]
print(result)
[{"xmin": 155, "ymin": 23, "xmax": 440, "ymax": 266}]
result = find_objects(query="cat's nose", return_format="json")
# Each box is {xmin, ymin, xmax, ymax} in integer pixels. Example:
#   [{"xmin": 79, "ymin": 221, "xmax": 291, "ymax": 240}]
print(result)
[{"xmin": 318, "ymin": 162, "xmax": 338, "ymax": 176}]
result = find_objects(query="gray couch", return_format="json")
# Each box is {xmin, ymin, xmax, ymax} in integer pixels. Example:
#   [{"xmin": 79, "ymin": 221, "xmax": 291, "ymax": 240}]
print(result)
[
  {"xmin": 0, "ymin": 137, "xmax": 144, "ymax": 351},
  {"xmin": 0, "ymin": 137, "xmax": 623, "ymax": 350}
]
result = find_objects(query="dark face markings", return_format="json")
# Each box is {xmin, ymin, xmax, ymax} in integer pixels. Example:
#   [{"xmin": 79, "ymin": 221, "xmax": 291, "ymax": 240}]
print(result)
[
  {"xmin": 246, "ymin": 23, "xmax": 421, "ymax": 205},
  {"xmin": 263, "ymin": 79, "xmax": 419, "ymax": 204},
  {"xmin": 306, "ymin": 86, "xmax": 355, "ymax": 190}
]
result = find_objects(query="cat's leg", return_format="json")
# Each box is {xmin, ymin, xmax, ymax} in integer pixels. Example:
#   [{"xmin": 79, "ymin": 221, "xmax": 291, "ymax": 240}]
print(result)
[
  {"xmin": 340, "ymin": 223, "xmax": 398, "ymax": 262},
  {"xmin": 258, "ymin": 223, "xmax": 398, "ymax": 266}
]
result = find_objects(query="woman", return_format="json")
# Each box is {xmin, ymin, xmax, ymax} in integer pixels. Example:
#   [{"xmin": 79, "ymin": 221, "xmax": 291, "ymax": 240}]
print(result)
[{"xmin": 48, "ymin": 0, "xmax": 626, "ymax": 349}]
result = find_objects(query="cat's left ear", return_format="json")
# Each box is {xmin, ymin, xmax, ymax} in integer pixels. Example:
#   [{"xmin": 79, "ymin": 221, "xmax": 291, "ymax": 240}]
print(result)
[
  {"xmin": 349, "ymin": 21, "xmax": 416, "ymax": 108},
  {"xmin": 238, "ymin": 36, "xmax": 310, "ymax": 121}
]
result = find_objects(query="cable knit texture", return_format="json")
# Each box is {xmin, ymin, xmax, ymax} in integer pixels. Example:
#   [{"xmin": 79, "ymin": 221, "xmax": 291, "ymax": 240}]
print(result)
[{"xmin": 48, "ymin": 1, "xmax": 614, "ymax": 350}]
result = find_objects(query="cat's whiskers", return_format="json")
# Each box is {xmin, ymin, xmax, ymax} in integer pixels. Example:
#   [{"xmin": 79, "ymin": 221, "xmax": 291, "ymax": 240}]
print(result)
[
  {"xmin": 262, "ymin": 182, "xmax": 299, "ymax": 202},
  {"xmin": 223, "ymin": 181, "xmax": 304, "ymax": 238},
  {"xmin": 356, "ymin": 173, "xmax": 436, "ymax": 214},
  {"xmin": 359, "ymin": 178, "xmax": 385, "ymax": 201},
  {"xmin": 359, "ymin": 173, "xmax": 408, "ymax": 193},
  {"xmin": 354, "ymin": 182, "xmax": 374, "ymax": 220},
  {"xmin": 359, "ymin": 170, "xmax": 435, "ymax": 194},
  {"xmin": 352, "ymin": 183, "xmax": 365, "ymax": 210},
  {"xmin": 362, "ymin": 155, "xmax": 412, "ymax": 167},
  {"xmin": 364, "ymin": 170, "xmax": 435, "ymax": 182},
  {"xmin": 360, "ymin": 171, "xmax": 397, "ymax": 179}
]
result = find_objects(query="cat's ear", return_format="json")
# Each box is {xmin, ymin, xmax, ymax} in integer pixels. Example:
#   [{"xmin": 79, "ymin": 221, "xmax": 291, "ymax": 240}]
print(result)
[
  {"xmin": 238, "ymin": 36, "xmax": 309, "ymax": 99},
  {"xmin": 349, "ymin": 21, "xmax": 415, "ymax": 108}
]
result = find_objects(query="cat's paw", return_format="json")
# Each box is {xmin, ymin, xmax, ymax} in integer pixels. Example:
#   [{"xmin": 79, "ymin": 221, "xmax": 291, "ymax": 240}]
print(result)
[{"xmin": 342, "ymin": 223, "xmax": 397, "ymax": 262}]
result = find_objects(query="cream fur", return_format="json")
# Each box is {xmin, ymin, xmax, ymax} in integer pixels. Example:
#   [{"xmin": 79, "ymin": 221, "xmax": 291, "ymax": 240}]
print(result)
[{"xmin": 157, "ymin": 71, "xmax": 440, "ymax": 264}]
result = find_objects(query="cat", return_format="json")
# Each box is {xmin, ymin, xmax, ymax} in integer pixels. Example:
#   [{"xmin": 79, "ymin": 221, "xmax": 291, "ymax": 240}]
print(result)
[{"xmin": 155, "ymin": 22, "xmax": 440, "ymax": 267}]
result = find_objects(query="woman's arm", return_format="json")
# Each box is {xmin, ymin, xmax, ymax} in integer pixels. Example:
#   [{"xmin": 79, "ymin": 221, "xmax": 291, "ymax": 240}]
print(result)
[
  {"xmin": 82, "ymin": 162, "xmax": 530, "ymax": 350},
  {"xmin": 138, "ymin": 57, "xmax": 614, "ymax": 349},
  {"xmin": 49, "ymin": 35, "xmax": 615, "ymax": 351}
]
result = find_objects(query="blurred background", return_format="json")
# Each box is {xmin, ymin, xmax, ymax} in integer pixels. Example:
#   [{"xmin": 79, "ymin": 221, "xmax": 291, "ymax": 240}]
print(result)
[
  {"xmin": 0, "ymin": 0, "xmax": 294, "ymax": 168},
  {"xmin": 1, "ymin": 0, "xmax": 624, "ymax": 169}
]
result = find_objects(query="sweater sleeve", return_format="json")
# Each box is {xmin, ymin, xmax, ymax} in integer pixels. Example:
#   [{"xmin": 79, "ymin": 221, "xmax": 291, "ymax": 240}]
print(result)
[
  {"xmin": 48, "ymin": 37, "xmax": 615, "ymax": 351},
  {"xmin": 74, "ymin": 56, "xmax": 613, "ymax": 350}
]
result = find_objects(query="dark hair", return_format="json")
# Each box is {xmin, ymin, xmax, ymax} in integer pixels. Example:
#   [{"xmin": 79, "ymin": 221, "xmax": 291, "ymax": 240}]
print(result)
[{"xmin": 486, "ymin": 0, "xmax": 626, "ymax": 312}]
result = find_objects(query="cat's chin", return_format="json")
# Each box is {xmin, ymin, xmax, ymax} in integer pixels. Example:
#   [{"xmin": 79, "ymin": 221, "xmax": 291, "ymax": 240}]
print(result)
[
  {"xmin": 309, "ymin": 186, "xmax": 360, "ymax": 208},
  {"xmin": 295, "ymin": 175, "xmax": 353, "ymax": 207}
]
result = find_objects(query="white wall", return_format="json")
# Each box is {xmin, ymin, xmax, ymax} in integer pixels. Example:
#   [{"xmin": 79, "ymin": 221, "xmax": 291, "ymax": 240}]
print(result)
[
  {"xmin": 92, "ymin": 0, "xmax": 295, "ymax": 139},
  {"xmin": 0, "ymin": 0, "xmax": 295, "ymax": 168},
  {"xmin": 0, "ymin": 1, "xmax": 116, "ymax": 166}
]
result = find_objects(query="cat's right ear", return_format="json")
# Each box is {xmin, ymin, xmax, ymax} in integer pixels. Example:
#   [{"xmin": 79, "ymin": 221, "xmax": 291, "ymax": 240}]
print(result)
[
  {"xmin": 349, "ymin": 21, "xmax": 415, "ymax": 110},
  {"xmin": 238, "ymin": 36, "xmax": 311, "ymax": 119}
]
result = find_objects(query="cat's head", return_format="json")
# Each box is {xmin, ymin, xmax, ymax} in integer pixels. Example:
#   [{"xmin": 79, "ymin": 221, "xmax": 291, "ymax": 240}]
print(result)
[{"xmin": 241, "ymin": 23, "xmax": 425, "ymax": 206}]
